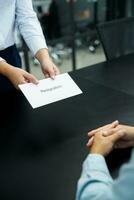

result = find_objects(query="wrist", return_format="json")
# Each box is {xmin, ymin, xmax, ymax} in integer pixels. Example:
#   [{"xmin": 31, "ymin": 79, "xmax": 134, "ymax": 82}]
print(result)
[
  {"xmin": 0, "ymin": 62, "xmax": 13, "ymax": 77},
  {"xmin": 35, "ymin": 48, "xmax": 50, "ymax": 66},
  {"xmin": 90, "ymin": 147, "xmax": 105, "ymax": 156}
]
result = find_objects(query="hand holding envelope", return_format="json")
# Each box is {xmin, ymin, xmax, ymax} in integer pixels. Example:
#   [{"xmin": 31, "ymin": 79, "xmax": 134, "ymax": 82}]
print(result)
[{"xmin": 19, "ymin": 73, "xmax": 82, "ymax": 109}]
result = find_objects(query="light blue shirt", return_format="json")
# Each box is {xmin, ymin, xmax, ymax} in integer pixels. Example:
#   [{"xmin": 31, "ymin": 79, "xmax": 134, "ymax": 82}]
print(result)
[
  {"xmin": 0, "ymin": 0, "xmax": 47, "ymax": 59},
  {"xmin": 76, "ymin": 148, "xmax": 134, "ymax": 200}
]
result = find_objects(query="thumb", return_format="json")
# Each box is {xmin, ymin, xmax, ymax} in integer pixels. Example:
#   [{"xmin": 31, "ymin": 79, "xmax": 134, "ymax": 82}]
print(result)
[
  {"xmin": 24, "ymin": 73, "xmax": 39, "ymax": 84},
  {"xmin": 110, "ymin": 131, "xmax": 125, "ymax": 143},
  {"xmin": 86, "ymin": 136, "xmax": 94, "ymax": 147}
]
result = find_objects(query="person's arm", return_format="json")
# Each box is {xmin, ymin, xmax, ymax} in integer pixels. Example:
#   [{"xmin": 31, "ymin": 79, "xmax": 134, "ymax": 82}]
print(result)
[
  {"xmin": 76, "ymin": 128, "xmax": 125, "ymax": 200},
  {"xmin": 77, "ymin": 121, "xmax": 134, "ymax": 200},
  {"xmin": 76, "ymin": 148, "xmax": 134, "ymax": 200},
  {"xmin": 16, "ymin": 0, "xmax": 60, "ymax": 78},
  {"xmin": 35, "ymin": 48, "xmax": 60, "ymax": 79},
  {"xmin": 76, "ymin": 154, "xmax": 113, "ymax": 200},
  {"xmin": 0, "ymin": 60, "xmax": 38, "ymax": 89}
]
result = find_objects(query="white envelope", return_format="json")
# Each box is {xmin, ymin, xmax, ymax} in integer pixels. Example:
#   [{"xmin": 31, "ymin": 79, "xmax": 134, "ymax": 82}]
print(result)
[{"xmin": 19, "ymin": 73, "xmax": 83, "ymax": 109}]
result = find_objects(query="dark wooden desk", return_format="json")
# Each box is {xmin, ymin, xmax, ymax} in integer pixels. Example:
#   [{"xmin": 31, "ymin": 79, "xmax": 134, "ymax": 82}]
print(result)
[{"xmin": 0, "ymin": 53, "xmax": 134, "ymax": 200}]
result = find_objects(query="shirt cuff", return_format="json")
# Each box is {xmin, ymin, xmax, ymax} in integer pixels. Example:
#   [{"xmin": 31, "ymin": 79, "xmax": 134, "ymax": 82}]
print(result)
[
  {"xmin": 82, "ymin": 154, "xmax": 111, "ymax": 177},
  {"xmin": 25, "ymin": 36, "xmax": 48, "ymax": 56}
]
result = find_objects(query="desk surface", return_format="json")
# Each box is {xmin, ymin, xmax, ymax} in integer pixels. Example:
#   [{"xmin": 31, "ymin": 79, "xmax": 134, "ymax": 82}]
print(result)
[{"xmin": 0, "ymin": 53, "xmax": 134, "ymax": 200}]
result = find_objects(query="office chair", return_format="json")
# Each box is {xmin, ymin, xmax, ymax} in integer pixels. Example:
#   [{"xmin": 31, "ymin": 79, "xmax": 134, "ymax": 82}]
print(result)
[{"xmin": 97, "ymin": 17, "xmax": 134, "ymax": 60}]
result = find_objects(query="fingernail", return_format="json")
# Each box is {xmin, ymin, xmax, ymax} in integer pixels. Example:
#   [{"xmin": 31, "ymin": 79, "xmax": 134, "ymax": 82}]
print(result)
[
  {"xmin": 86, "ymin": 143, "xmax": 90, "ymax": 147},
  {"xmin": 114, "ymin": 120, "xmax": 119, "ymax": 124}
]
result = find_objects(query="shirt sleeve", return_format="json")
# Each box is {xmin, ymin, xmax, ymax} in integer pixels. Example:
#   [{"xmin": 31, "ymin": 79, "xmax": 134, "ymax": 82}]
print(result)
[
  {"xmin": 76, "ymin": 149, "xmax": 134, "ymax": 200},
  {"xmin": 76, "ymin": 154, "xmax": 113, "ymax": 200},
  {"xmin": 15, "ymin": 0, "xmax": 47, "ymax": 56}
]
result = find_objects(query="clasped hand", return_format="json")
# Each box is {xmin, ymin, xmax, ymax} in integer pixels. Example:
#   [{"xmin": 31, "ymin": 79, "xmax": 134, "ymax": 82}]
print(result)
[{"xmin": 87, "ymin": 121, "xmax": 134, "ymax": 156}]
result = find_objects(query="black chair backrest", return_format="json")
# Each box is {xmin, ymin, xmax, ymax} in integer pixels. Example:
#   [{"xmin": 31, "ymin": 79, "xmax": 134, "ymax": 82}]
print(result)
[{"xmin": 97, "ymin": 17, "xmax": 134, "ymax": 60}]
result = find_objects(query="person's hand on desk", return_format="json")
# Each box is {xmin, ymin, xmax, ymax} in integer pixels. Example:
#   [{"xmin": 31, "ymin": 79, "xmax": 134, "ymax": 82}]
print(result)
[
  {"xmin": 87, "ymin": 120, "xmax": 119, "ymax": 147},
  {"xmin": 35, "ymin": 48, "xmax": 60, "ymax": 79},
  {"xmin": 87, "ymin": 121, "xmax": 134, "ymax": 155},
  {"xmin": 88, "ymin": 126, "xmax": 125, "ymax": 156},
  {"xmin": 102, "ymin": 123, "xmax": 134, "ymax": 149},
  {"xmin": 0, "ymin": 61, "xmax": 38, "ymax": 90}
]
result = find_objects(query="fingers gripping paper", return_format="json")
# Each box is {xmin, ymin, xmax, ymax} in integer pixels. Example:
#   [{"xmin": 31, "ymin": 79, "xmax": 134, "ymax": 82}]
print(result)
[{"xmin": 19, "ymin": 73, "xmax": 83, "ymax": 109}]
